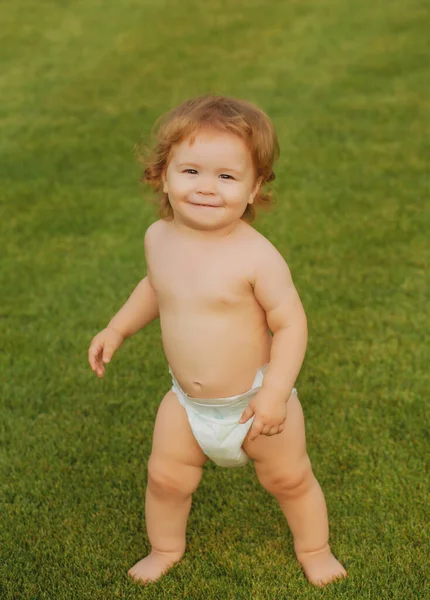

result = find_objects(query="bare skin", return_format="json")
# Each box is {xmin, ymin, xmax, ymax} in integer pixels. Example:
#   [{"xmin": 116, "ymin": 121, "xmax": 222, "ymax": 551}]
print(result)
[
  {"xmin": 89, "ymin": 127, "xmax": 347, "ymax": 587},
  {"xmin": 242, "ymin": 393, "xmax": 347, "ymax": 587}
]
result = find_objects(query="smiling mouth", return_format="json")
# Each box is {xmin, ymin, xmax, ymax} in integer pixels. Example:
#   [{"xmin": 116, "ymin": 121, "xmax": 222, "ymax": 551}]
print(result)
[{"xmin": 191, "ymin": 203, "xmax": 219, "ymax": 208}]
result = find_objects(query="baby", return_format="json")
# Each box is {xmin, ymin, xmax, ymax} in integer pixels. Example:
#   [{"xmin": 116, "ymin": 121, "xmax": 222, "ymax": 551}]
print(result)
[{"xmin": 88, "ymin": 95, "xmax": 347, "ymax": 587}]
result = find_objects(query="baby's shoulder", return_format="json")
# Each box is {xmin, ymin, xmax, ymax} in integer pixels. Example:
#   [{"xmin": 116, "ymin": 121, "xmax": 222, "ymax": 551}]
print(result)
[
  {"xmin": 239, "ymin": 223, "xmax": 284, "ymax": 262},
  {"xmin": 144, "ymin": 219, "xmax": 169, "ymax": 252},
  {"xmin": 234, "ymin": 225, "xmax": 288, "ymax": 287}
]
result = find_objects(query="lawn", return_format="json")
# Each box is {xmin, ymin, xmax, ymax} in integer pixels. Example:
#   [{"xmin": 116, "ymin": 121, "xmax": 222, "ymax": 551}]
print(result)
[{"xmin": 1, "ymin": 0, "xmax": 429, "ymax": 598}]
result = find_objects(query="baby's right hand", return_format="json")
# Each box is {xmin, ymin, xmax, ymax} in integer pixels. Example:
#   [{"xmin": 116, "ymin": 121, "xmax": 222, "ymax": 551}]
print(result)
[{"xmin": 88, "ymin": 327, "xmax": 125, "ymax": 378}]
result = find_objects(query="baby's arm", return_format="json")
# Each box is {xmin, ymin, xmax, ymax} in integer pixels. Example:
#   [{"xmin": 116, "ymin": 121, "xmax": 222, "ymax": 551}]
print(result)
[
  {"xmin": 88, "ymin": 227, "xmax": 159, "ymax": 377},
  {"xmin": 252, "ymin": 240, "xmax": 307, "ymax": 398},
  {"xmin": 107, "ymin": 223, "xmax": 160, "ymax": 338},
  {"xmin": 88, "ymin": 276, "xmax": 159, "ymax": 377},
  {"xmin": 107, "ymin": 275, "xmax": 159, "ymax": 339},
  {"xmin": 240, "ymin": 239, "xmax": 307, "ymax": 439}
]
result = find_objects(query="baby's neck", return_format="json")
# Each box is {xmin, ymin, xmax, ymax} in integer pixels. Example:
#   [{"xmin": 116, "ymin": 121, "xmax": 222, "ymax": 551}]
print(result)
[{"xmin": 170, "ymin": 217, "xmax": 243, "ymax": 241}]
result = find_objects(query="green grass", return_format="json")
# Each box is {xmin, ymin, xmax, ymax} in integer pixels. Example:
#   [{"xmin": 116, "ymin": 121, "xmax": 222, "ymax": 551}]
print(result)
[{"xmin": 1, "ymin": 0, "xmax": 429, "ymax": 598}]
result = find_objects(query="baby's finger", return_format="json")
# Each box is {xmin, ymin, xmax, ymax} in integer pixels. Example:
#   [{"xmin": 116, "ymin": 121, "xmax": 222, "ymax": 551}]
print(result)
[
  {"xmin": 248, "ymin": 419, "xmax": 264, "ymax": 441},
  {"xmin": 267, "ymin": 425, "xmax": 280, "ymax": 436},
  {"xmin": 102, "ymin": 344, "xmax": 116, "ymax": 364},
  {"xmin": 88, "ymin": 342, "xmax": 102, "ymax": 370},
  {"xmin": 88, "ymin": 344, "xmax": 97, "ymax": 368},
  {"xmin": 261, "ymin": 424, "xmax": 272, "ymax": 436},
  {"xmin": 239, "ymin": 404, "xmax": 254, "ymax": 424}
]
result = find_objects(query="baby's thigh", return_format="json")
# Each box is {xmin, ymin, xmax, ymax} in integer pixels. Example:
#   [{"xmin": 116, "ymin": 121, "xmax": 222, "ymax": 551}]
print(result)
[
  {"xmin": 242, "ymin": 393, "xmax": 308, "ymax": 472},
  {"xmin": 149, "ymin": 390, "xmax": 207, "ymax": 490}
]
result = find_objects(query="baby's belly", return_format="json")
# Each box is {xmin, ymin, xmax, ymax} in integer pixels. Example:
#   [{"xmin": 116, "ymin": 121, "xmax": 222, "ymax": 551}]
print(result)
[{"xmin": 161, "ymin": 312, "xmax": 272, "ymax": 399}]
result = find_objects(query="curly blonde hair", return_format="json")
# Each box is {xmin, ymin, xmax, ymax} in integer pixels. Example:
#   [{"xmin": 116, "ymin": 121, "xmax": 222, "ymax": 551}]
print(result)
[{"xmin": 137, "ymin": 95, "xmax": 280, "ymax": 222}]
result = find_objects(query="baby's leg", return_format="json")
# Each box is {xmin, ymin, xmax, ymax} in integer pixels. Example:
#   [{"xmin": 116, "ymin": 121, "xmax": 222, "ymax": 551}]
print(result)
[
  {"xmin": 128, "ymin": 390, "xmax": 207, "ymax": 584},
  {"xmin": 242, "ymin": 393, "xmax": 347, "ymax": 587}
]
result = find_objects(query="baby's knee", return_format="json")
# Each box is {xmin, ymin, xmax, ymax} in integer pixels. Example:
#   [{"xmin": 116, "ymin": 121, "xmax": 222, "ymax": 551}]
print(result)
[
  {"xmin": 260, "ymin": 456, "xmax": 314, "ymax": 499},
  {"xmin": 147, "ymin": 455, "xmax": 202, "ymax": 498}
]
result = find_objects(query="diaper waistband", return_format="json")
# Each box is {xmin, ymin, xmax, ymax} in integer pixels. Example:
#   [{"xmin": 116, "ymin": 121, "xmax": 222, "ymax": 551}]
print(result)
[{"xmin": 169, "ymin": 364, "xmax": 268, "ymax": 407}]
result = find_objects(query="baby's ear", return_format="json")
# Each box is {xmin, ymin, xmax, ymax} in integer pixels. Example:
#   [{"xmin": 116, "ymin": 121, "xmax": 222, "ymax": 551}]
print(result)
[
  {"xmin": 249, "ymin": 176, "xmax": 264, "ymax": 204},
  {"xmin": 162, "ymin": 171, "xmax": 168, "ymax": 193}
]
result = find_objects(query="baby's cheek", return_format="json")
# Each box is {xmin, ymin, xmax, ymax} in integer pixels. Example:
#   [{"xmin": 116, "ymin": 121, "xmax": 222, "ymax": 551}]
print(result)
[{"xmin": 174, "ymin": 180, "xmax": 194, "ymax": 198}]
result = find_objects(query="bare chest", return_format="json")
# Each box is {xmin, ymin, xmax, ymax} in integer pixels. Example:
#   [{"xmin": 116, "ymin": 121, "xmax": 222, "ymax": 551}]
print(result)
[{"xmin": 149, "ymin": 241, "xmax": 253, "ymax": 309}]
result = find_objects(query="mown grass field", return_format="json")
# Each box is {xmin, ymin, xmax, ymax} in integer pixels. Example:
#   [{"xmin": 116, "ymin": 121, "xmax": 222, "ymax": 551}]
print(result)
[{"xmin": 1, "ymin": 1, "xmax": 429, "ymax": 598}]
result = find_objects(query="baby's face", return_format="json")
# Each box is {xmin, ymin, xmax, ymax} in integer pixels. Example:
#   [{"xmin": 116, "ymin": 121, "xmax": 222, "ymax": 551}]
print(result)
[{"xmin": 163, "ymin": 127, "xmax": 261, "ymax": 233}]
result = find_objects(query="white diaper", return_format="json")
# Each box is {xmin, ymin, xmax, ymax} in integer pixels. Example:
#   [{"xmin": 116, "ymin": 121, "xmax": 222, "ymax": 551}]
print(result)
[{"xmin": 170, "ymin": 364, "xmax": 297, "ymax": 468}]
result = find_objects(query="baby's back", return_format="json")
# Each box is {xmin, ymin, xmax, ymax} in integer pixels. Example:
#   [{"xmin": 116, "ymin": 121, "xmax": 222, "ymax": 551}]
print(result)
[{"xmin": 145, "ymin": 220, "xmax": 272, "ymax": 398}]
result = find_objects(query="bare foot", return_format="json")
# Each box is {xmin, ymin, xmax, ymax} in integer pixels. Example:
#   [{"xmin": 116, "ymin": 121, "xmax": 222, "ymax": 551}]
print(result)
[
  {"xmin": 297, "ymin": 546, "xmax": 347, "ymax": 587},
  {"xmin": 128, "ymin": 551, "xmax": 183, "ymax": 584}
]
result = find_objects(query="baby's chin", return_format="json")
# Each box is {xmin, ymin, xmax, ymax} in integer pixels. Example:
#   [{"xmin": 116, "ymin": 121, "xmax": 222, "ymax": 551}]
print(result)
[
  {"xmin": 176, "ymin": 209, "xmax": 228, "ymax": 227},
  {"xmin": 177, "ymin": 215, "xmax": 240, "ymax": 236},
  {"xmin": 187, "ymin": 219, "xmax": 229, "ymax": 232}
]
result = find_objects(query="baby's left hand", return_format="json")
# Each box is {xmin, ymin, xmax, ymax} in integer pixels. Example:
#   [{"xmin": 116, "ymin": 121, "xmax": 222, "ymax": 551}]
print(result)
[{"xmin": 239, "ymin": 388, "xmax": 288, "ymax": 442}]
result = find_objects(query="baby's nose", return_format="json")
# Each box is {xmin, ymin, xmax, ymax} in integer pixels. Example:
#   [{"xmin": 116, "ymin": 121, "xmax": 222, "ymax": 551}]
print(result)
[{"xmin": 197, "ymin": 177, "xmax": 216, "ymax": 194}]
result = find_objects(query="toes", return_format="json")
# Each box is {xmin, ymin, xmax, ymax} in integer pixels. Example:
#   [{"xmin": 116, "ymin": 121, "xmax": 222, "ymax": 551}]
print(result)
[
  {"xmin": 299, "ymin": 551, "xmax": 347, "ymax": 587},
  {"xmin": 314, "ymin": 569, "xmax": 348, "ymax": 587}
]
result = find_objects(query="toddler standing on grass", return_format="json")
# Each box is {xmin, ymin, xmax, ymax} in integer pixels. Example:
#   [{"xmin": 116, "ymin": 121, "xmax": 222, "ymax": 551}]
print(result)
[{"xmin": 88, "ymin": 95, "xmax": 347, "ymax": 587}]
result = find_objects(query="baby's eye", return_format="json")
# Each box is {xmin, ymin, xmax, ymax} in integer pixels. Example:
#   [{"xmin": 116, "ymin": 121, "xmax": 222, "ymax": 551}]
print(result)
[
  {"xmin": 219, "ymin": 173, "xmax": 234, "ymax": 180},
  {"xmin": 183, "ymin": 169, "xmax": 198, "ymax": 174}
]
